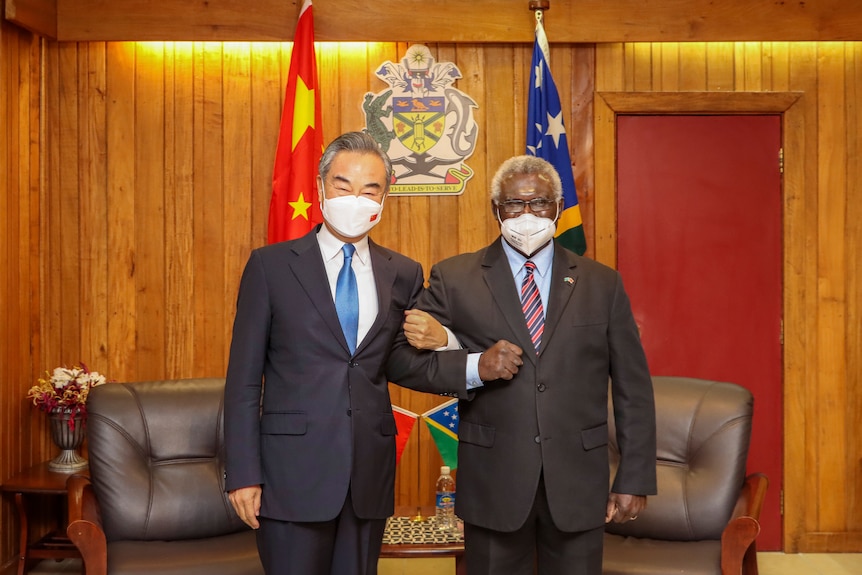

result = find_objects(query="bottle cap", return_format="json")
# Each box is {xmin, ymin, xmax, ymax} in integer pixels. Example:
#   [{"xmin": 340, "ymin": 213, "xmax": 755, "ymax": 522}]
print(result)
[{"xmin": 441, "ymin": 466, "xmax": 450, "ymax": 474}]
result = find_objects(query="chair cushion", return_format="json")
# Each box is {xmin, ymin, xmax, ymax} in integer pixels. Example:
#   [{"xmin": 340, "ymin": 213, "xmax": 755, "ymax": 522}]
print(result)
[
  {"xmin": 603, "ymin": 533, "xmax": 720, "ymax": 575},
  {"xmin": 607, "ymin": 377, "xmax": 753, "ymax": 541},
  {"xmin": 107, "ymin": 530, "xmax": 263, "ymax": 575},
  {"xmin": 86, "ymin": 378, "xmax": 248, "ymax": 542}
]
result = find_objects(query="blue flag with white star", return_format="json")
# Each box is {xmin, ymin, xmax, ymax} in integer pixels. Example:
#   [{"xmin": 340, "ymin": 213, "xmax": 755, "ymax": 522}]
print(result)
[{"xmin": 526, "ymin": 20, "xmax": 587, "ymax": 255}]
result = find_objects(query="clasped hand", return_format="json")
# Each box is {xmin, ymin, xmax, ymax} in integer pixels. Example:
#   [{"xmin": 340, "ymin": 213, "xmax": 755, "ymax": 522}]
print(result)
[
  {"xmin": 403, "ymin": 309, "xmax": 449, "ymax": 349},
  {"xmin": 403, "ymin": 309, "xmax": 523, "ymax": 382}
]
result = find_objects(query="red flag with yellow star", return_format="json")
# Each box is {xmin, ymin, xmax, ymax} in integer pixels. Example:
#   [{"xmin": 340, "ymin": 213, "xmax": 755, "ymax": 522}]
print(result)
[{"xmin": 268, "ymin": 0, "xmax": 323, "ymax": 244}]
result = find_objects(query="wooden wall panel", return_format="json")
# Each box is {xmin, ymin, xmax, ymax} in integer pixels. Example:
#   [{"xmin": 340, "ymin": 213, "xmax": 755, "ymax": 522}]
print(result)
[
  {"xmin": 850, "ymin": 42, "xmax": 862, "ymax": 527},
  {"xmin": 849, "ymin": 42, "xmax": 862, "ymax": 539},
  {"xmin": 3, "ymin": 31, "xmax": 862, "ymax": 565},
  {"xmin": 815, "ymin": 42, "xmax": 847, "ymax": 533},
  {"xmin": 0, "ymin": 40, "xmax": 593, "ymax": 545},
  {"xmin": 14, "ymin": 0, "xmax": 862, "ymax": 42},
  {"xmin": 0, "ymin": 20, "xmax": 44, "ymax": 567},
  {"xmin": 105, "ymin": 42, "xmax": 136, "ymax": 381},
  {"xmin": 79, "ymin": 43, "xmax": 109, "ymax": 377},
  {"xmin": 164, "ymin": 42, "xmax": 195, "ymax": 379},
  {"xmin": 594, "ymin": 41, "xmax": 862, "ymax": 552},
  {"xmin": 135, "ymin": 42, "xmax": 166, "ymax": 380}
]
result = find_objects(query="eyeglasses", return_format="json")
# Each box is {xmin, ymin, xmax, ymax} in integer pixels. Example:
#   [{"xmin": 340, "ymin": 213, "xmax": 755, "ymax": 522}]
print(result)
[{"xmin": 497, "ymin": 198, "xmax": 556, "ymax": 214}]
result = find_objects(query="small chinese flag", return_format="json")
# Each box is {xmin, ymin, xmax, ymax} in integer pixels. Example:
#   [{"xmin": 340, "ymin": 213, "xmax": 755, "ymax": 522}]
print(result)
[
  {"xmin": 391, "ymin": 405, "xmax": 419, "ymax": 465},
  {"xmin": 268, "ymin": 0, "xmax": 323, "ymax": 244}
]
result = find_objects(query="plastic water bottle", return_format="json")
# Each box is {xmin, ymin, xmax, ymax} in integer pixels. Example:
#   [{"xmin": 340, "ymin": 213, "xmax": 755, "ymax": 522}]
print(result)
[{"xmin": 435, "ymin": 465, "xmax": 456, "ymax": 531}]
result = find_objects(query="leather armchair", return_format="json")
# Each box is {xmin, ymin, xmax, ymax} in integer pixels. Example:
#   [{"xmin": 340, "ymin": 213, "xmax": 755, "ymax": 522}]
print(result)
[
  {"xmin": 66, "ymin": 378, "xmax": 263, "ymax": 575},
  {"xmin": 603, "ymin": 376, "xmax": 768, "ymax": 575}
]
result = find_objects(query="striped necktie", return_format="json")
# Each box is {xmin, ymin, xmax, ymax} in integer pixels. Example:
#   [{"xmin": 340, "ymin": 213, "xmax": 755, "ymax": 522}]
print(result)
[
  {"xmin": 335, "ymin": 243, "xmax": 359, "ymax": 354},
  {"xmin": 520, "ymin": 261, "xmax": 544, "ymax": 353}
]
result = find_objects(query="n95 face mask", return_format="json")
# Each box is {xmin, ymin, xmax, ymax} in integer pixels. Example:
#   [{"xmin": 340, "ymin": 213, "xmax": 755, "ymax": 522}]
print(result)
[
  {"xmin": 321, "ymin": 195, "xmax": 384, "ymax": 238},
  {"xmin": 499, "ymin": 212, "xmax": 556, "ymax": 256}
]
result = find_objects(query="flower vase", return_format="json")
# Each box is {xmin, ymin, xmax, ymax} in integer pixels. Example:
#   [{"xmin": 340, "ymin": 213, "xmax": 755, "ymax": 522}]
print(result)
[{"xmin": 47, "ymin": 408, "xmax": 88, "ymax": 472}]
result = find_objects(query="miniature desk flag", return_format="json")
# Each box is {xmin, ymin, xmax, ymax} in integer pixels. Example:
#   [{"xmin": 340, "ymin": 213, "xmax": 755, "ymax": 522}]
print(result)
[
  {"xmin": 422, "ymin": 398, "xmax": 459, "ymax": 469},
  {"xmin": 391, "ymin": 405, "xmax": 419, "ymax": 465}
]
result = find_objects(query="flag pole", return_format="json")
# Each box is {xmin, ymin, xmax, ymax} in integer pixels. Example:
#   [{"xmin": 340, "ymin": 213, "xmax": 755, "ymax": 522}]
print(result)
[{"xmin": 410, "ymin": 423, "xmax": 426, "ymax": 522}]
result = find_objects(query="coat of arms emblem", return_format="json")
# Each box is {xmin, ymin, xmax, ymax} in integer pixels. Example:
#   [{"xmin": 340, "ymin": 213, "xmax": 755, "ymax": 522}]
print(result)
[{"xmin": 362, "ymin": 45, "xmax": 478, "ymax": 195}]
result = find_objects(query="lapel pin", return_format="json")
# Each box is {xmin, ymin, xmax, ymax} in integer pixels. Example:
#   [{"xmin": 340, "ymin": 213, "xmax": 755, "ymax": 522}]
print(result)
[{"xmin": 563, "ymin": 277, "xmax": 574, "ymax": 285}]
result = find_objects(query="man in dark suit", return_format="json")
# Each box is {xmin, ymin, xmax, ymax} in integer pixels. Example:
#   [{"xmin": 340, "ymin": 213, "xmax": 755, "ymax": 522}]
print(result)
[
  {"xmin": 396, "ymin": 155, "xmax": 657, "ymax": 575},
  {"xmin": 223, "ymin": 131, "xmax": 467, "ymax": 575}
]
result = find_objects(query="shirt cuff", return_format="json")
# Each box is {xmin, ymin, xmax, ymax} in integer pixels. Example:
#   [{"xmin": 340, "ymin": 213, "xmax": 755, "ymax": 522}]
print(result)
[
  {"xmin": 466, "ymin": 353, "xmax": 484, "ymax": 389},
  {"xmin": 436, "ymin": 326, "xmax": 461, "ymax": 351}
]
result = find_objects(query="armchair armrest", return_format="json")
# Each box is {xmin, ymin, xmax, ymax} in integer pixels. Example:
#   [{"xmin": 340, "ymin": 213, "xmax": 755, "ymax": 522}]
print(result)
[
  {"xmin": 732, "ymin": 473, "xmax": 768, "ymax": 521},
  {"xmin": 720, "ymin": 473, "xmax": 769, "ymax": 575},
  {"xmin": 66, "ymin": 474, "xmax": 108, "ymax": 575}
]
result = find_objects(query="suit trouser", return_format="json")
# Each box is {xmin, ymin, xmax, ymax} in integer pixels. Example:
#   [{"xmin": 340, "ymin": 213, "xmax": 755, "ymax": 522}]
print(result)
[
  {"xmin": 464, "ymin": 472, "xmax": 604, "ymax": 575},
  {"xmin": 256, "ymin": 487, "xmax": 386, "ymax": 575}
]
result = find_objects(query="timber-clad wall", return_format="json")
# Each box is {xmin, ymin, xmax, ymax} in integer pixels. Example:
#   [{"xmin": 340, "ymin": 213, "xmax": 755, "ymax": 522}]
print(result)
[{"xmin": 2, "ymin": 0, "xmax": 862, "ymax": 565}]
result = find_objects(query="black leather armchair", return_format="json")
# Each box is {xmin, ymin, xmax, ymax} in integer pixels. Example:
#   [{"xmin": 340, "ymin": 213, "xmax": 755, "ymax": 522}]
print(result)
[
  {"xmin": 66, "ymin": 378, "xmax": 263, "ymax": 575},
  {"xmin": 603, "ymin": 376, "xmax": 768, "ymax": 575}
]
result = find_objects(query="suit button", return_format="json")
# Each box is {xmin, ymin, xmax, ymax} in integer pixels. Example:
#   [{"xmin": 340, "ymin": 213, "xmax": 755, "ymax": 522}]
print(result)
[
  {"xmin": 537, "ymin": 383, "xmax": 546, "ymax": 392},
  {"xmin": 349, "ymin": 361, "xmax": 358, "ymax": 367},
  {"xmin": 534, "ymin": 435, "xmax": 541, "ymax": 444},
  {"xmin": 347, "ymin": 409, "xmax": 352, "ymax": 416}
]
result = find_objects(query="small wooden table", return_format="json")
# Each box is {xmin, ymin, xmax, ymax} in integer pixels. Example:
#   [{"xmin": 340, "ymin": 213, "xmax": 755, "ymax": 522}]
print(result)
[
  {"xmin": 379, "ymin": 506, "xmax": 466, "ymax": 575},
  {"xmin": 0, "ymin": 462, "xmax": 89, "ymax": 575}
]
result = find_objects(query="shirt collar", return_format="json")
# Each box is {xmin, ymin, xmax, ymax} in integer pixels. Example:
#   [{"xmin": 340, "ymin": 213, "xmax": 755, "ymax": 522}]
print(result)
[
  {"xmin": 501, "ymin": 237, "xmax": 554, "ymax": 278},
  {"xmin": 317, "ymin": 225, "xmax": 371, "ymax": 265}
]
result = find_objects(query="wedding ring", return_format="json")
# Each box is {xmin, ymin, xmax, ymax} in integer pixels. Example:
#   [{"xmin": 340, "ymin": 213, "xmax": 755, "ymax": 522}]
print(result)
[{"xmin": 629, "ymin": 515, "xmax": 638, "ymax": 520}]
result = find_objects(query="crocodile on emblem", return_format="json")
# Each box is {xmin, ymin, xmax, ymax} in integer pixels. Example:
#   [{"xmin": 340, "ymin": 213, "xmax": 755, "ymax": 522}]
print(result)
[{"xmin": 362, "ymin": 90, "xmax": 395, "ymax": 152}]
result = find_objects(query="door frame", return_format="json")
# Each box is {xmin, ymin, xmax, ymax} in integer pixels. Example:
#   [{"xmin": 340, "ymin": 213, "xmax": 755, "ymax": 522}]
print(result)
[{"xmin": 593, "ymin": 91, "xmax": 803, "ymax": 551}]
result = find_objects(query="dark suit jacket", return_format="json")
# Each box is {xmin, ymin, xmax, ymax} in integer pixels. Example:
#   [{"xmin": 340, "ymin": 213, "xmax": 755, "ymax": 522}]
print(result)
[
  {"xmin": 393, "ymin": 238, "xmax": 657, "ymax": 533},
  {"xmin": 224, "ymin": 228, "xmax": 467, "ymax": 523}
]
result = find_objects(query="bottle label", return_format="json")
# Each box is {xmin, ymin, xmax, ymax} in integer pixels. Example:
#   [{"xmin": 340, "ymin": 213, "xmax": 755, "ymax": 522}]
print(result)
[{"xmin": 436, "ymin": 492, "xmax": 455, "ymax": 508}]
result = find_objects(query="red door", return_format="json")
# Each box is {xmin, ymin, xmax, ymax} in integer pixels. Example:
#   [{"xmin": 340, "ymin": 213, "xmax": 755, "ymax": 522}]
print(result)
[{"xmin": 616, "ymin": 115, "xmax": 783, "ymax": 550}]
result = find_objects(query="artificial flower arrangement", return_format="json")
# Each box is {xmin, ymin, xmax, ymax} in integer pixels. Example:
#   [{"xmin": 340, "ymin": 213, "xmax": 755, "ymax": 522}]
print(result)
[{"xmin": 27, "ymin": 363, "xmax": 107, "ymax": 422}]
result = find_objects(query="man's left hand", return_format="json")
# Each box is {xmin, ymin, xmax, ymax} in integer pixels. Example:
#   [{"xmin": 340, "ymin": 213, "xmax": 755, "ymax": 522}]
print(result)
[
  {"xmin": 403, "ymin": 309, "xmax": 448, "ymax": 350},
  {"xmin": 605, "ymin": 492, "xmax": 647, "ymax": 524}
]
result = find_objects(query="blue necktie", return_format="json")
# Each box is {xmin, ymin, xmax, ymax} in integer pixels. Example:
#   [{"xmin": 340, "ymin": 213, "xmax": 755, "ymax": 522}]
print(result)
[
  {"xmin": 521, "ymin": 261, "xmax": 545, "ymax": 353},
  {"xmin": 335, "ymin": 243, "xmax": 359, "ymax": 353}
]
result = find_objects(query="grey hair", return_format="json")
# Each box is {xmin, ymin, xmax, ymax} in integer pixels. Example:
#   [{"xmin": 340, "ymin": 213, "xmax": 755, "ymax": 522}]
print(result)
[
  {"xmin": 490, "ymin": 155, "xmax": 563, "ymax": 202},
  {"xmin": 318, "ymin": 131, "xmax": 393, "ymax": 193}
]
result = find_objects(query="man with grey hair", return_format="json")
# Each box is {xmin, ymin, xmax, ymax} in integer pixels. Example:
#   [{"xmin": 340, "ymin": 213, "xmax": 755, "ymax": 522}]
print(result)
[
  {"xmin": 398, "ymin": 155, "xmax": 657, "ymax": 574},
  {"xmin": 224, "ymin": 131, "xmax": 469, "ymax": 575}
]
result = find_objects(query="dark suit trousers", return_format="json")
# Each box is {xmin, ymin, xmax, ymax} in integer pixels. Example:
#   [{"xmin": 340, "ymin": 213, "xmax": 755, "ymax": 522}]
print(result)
[
  {"xmin": 256, "ymin": 487, "xmax": 386, "ymax": 575},
  {"xmin": 464, "ymin": 472, "xmax": 604, "ymax": 575}
]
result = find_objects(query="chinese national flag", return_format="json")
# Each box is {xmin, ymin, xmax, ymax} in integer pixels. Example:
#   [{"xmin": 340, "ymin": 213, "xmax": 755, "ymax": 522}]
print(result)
[{"xmin": 268, "ymin": 0, "xmax": 323, "ymax": 244}]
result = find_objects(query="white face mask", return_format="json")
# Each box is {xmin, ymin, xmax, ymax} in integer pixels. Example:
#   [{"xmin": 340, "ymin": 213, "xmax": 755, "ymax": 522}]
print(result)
[
  {"xmin": 321, "ymin": 194, "xmax": 384, "ymax": 238},
  {"xmin": 498, "ymin": 211, "xmax": 557, "ymax": 256}
]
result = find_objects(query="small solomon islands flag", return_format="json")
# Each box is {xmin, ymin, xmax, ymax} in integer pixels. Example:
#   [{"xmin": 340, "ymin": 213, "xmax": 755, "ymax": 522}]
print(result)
[{"xmin": 422, "ymin": 398, "xmax": 459, "ymax": 469}]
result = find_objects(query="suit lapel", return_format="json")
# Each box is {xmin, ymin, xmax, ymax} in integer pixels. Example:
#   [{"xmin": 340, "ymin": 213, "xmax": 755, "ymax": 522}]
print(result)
[
  {"xmin": 482, "ymin": 239, "xmax": 539, "ymax": 363},
  {"xmin": 541, "ymin": 243, "xmax": 579, "ymax": 354},
  {"xmin": 361, "ymin": 239, "xmax": 396, "ymax": 353},
  {"xmin": 289, "ymin": 230, "xmax": 351, "ymax": 353}
]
